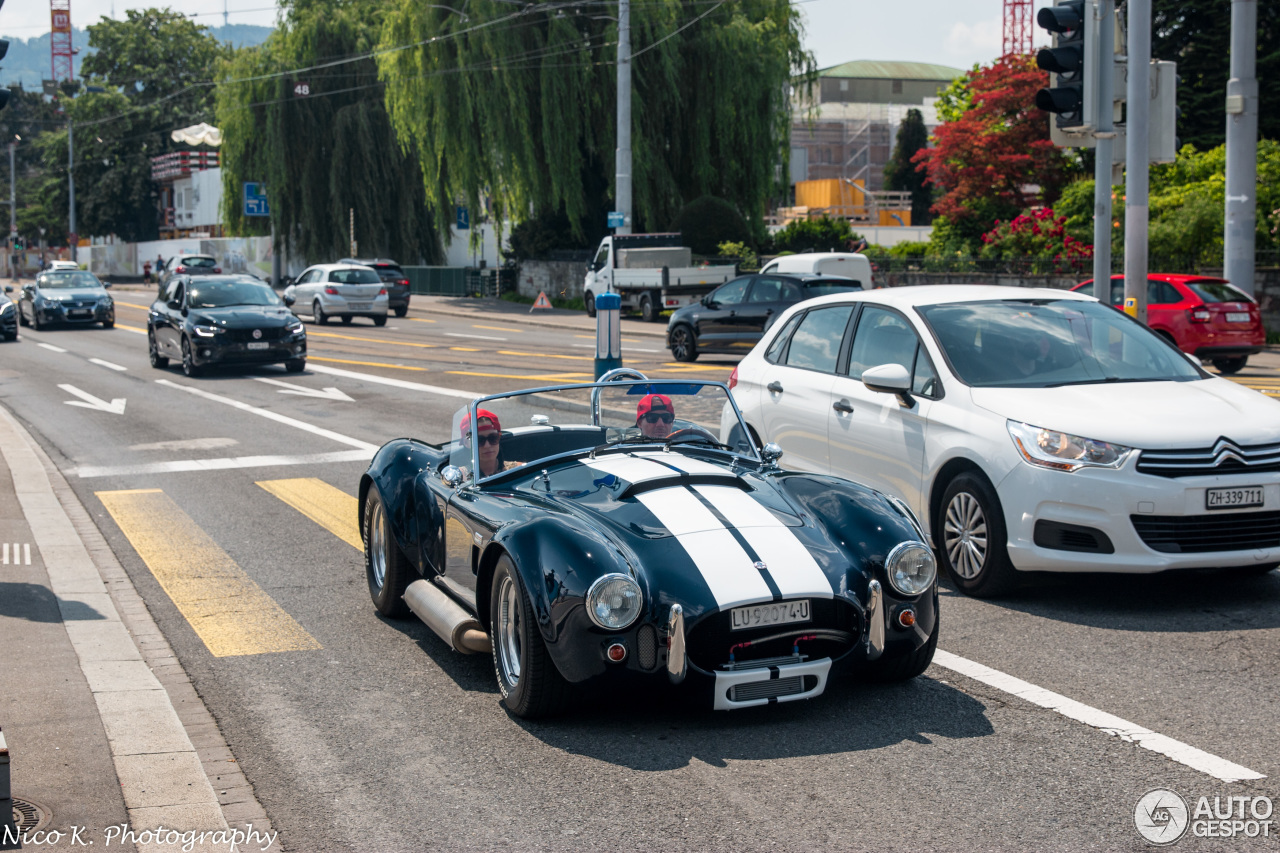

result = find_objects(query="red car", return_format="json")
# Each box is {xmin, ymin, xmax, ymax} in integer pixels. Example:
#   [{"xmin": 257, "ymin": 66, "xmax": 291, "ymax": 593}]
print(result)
[{"xmin": 1072, "ymin": 274, "xmax": 1265, "ymax": 374}]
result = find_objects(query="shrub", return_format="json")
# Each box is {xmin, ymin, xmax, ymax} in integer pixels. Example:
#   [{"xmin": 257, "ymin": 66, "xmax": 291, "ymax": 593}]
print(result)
[
  {"xmin": 668, "ymin": 196, "xmax": 753, "ymax": 255},
  {"xmin": 717, "ymin": 240, "xmax": 758, "ymax": 270},
  {"xmin": 769, "ymin": 216, "xmax": 854, "ymax": 254}
]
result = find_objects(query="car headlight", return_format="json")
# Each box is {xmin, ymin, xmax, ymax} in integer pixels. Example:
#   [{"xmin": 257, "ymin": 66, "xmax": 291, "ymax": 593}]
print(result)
[
  {"xmin": 192, "ymin": 324, "xmax": 221, "ymax": 338},
  {"xmin": 287, "ymin": 320, "xmax": 304, "ymax": 334},
  {"xmin": 885, "ymin": 542, "xmax": 936, "ymax": 596},
  {"xmin": 1007, "ymin": 420, "xmax": 1132, "ymax": 472},
  {"xmin": 585, "ymin": 573, "xmax": 643, "ymax": 630}
]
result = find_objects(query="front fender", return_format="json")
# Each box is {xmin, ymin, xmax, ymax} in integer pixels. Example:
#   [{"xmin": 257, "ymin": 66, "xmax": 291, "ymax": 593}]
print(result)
[{"xmin": 360, "ymin": 438, "xmax": 446, "ymax": 576}]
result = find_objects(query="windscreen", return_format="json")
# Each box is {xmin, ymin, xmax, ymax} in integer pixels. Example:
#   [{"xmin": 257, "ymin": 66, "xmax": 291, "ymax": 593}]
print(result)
[
  {"xmin": 182, "ymin": 257, "xmax": 218, "ymax": 268},
  {"xmin": 39, "ymin": 272, "xmax": 101, "ymax": 289},
  {"xmin": 801, "ymin": 278, "xmax": 862, "ymax": 296},
  {"xmin": 1186, "ymin": 280, "xmax": 1252, "ymax": 304},
  {"xmin": 330, "ymin": 269, "xmax": 381, "ymax": 284},
  {"xmin": 187, "ymin": 280, "xmax": 281, "ymax": 308},
  {"xmin": 448, "ymin": 382, "xmax": 747, "ymax": 482},
  {"xmin": 919, "ymin": 299, "xmax": 1203, "ymax": 388}
]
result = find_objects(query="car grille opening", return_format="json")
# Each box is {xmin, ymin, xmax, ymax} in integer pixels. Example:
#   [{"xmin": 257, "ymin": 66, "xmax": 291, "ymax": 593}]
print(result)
[
  {"xmin": 1033, "ymin": 520, "xmax": 1115, "ymax": 554},
  {"xmin": 1136, "ymin": 440, "xmax": 1280, "ymax": 478},
  {"xmin": 728, "ymin": 674, "xmax": 818, "ymax": 703},
  {"xmin": 1131, "ymin": 511, "xmax": 1280, "ymax": 553},
  {"xmin": 686, "ymin": 598, "xmax": 861, "ymax": 672},
  {"xmin": 226, "ymin": 327, "xmax": 288, "ymax": 342},
  {"xmin": 636, "ymin": 624, "xmax": 658, "ymax": 670}
]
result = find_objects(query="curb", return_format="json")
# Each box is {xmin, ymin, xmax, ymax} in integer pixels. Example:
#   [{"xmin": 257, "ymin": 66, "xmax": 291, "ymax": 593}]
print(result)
[{"xmin": 0, "ymin": 405, "xmax": 276, "ymax": 852}]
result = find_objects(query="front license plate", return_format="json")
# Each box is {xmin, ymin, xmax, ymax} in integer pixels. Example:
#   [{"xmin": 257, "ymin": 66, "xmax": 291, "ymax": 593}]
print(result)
[
  {"xmin": 731, "ymin": 600, "xmax": 810, "ymax": 631},
  {"xmin": 246, "ymin": 341, "xmax": 269, "ymax": 350},
  {"xmin": 69, "ymin": 309, "xmax": 91, "ymax": 317},
  {"xmin": 1205, "ymin": 486, "xmax": 1264, "ymax": 510},
  {"xmin": 1225, "ymin": 312, "xmax": 1251, "ymax": 323}
]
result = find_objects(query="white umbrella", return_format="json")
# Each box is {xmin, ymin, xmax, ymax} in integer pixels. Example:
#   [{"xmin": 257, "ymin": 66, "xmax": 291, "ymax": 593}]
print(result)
[{"xmin": 171, "ymin": 123, "xmax": 222, "ymax": 147}]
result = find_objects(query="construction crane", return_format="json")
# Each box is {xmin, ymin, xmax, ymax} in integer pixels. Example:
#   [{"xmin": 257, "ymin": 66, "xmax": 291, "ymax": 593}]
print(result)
[
  {"xmin": 1003, "ymin": 0, "xmax": 1035, "ymax": 57},
  {"xmin": 51, "ymin": 0, "xmax": 73, "ymax": 82}
]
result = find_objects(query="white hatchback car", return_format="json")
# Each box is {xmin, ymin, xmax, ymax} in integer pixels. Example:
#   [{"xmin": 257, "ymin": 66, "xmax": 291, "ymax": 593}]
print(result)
[
  {"xmin": 285, "ymin": 263, "xmax": 389, "ymax": 326},
  {"xmin": 725, "ymin": 285, "xmax": 1280, "ymax": 597}
]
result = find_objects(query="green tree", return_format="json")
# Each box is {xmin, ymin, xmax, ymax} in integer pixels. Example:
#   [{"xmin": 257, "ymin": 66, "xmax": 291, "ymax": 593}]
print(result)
[
  {"xmin": 216, "ymin": 0, "xmax": 440, "ymax": 263},
  {"xmin": 377, "ymin": 1, "xmax": 812, "ymax": 245},
  {"xmin": 769, "ymin": 216, "xmax": 853, "ymax": 253},
  {"xmin": 884, "ymin": 108, "xmax": 931, "ymax": 225},
  {"xmin": 669, "ymin": 196, "xmax": 753, "ymax": 255}
]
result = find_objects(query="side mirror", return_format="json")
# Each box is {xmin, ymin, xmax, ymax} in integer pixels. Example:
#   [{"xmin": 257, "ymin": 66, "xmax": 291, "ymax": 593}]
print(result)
[
  {"xmin": 283, "ymin": 294, "xmax": 296, "ymax": 307},
  {"xmin": 102, "ymin": 281, "xmax": 112, "ymax": 288},
  {"xmin": 441, "ymin": 465, "xmax": 465, "ymax": 488},
  {"xmin": 167, "ymin": 299, "xmax": 181, "ymax": 310},
  {"xmin": 3, "ymin": 286, "xmax": 11, "ymax": 294},
  {"xmin": 862, "ymin": 363, "xmax": 915, "ymax": 407}
]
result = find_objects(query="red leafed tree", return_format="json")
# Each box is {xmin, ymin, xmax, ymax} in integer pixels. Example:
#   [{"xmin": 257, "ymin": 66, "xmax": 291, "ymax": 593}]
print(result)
[{"xmin": 913, "ymin": 55, "xmax": 1075, "ymax": 244}]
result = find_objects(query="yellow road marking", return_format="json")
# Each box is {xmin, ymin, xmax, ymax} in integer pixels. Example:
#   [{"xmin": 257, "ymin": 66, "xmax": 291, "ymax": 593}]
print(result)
[
  {"xmin": 447, "ymin": 370, "xmax": 593, "ymax": 380},
  {"xmin": 309, "ymin": 356, "xmax": 426, "ymax": 371},
  {"xmin": 409, "ymin": 317, "xmax": 436, "ymax": 323},
  {"xmin": 117, "ymin": 323, "xmax": 148, "ymax": 335},
  {"xmin": 257, "ymin": 478, "xmax": 361, "ymax": 550},
  {"xmin": 97, "ymin": 489, "xmax": 321, "ymax": 657},
  {"xmin": 472, "ymin": 324, "xmax": 520, "ymax": 333},
  {"xmin": 450, "ymin": 347, "xmax": 480, "ymax": 352},
  {"xmin": 497, "ymin": 350, "xmax": 592, "ymax": 361},
  {"xmin": 116, "ymin": 301, "xmax": 150, "ymax": 311},
  {"xmin": 309, "ymin": 331, "xmax": 437, "ymax": 348}
]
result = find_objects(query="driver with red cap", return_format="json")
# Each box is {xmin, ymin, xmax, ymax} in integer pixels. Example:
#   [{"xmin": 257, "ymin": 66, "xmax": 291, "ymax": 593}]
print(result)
[
  {"xmin": 636, "ymin": 393, "xmax": 675, "ymax": 439},
  {"xmin": 460, "ymin": 408, "xmax": 520, "ymax": 477}
]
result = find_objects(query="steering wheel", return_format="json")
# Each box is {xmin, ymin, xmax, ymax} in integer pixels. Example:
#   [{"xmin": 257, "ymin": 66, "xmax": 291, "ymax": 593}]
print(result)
[{"xmin": 664, "ymin": 427, "xmax": 720, "ymax": 447}]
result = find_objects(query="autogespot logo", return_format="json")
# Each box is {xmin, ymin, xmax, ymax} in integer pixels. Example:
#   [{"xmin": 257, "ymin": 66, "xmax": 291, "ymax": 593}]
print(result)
[{"xmin": 1135, "ymin": 789, "xmax": 1190, "ymax": 845}]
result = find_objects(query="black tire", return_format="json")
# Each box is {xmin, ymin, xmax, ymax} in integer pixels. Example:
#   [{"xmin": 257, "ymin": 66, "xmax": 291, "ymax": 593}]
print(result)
[
  {"xmin": 0, "ymin": 331, "xmax": 13, "ymax": 342},
  {"xmin": 363, "ymin": 490, "xmax": 412, "ymax": 619},
  {"xmin": 394, "ymin": 306, "xmax": 408, "ymax": 318},
  {"xmin": 17, "ymin": 306, "xmax": 27, "ymax": 327},
  {"xmin": 1213, "ymin": 356, "xmax": 1248, "ymax": 375},
  {"xmin": 669, "ymin": 324, "xmax": 698, "ymax": 362},
  {"xmin": 148, "ymin": 330, "xmax": 169, "ymax": 369},
  {"xmin": 490, "ymin": 555, "xmax": 571, "ymax": 718},
  {"xmin": 181, "ymin": 336, "xmax": 204, "ymax": 377},
  {"xmin": 373, "ymin": 315, "xmax": 387, "ymax": 327},
  {"xmin": 584, "ymin": 292, "xmax": 597, "ymax": 318},
  {"xmin": 639, "ymin": 295, "xmax": 657, "ymax": 323},
  {"xmin": 861, "ymin": 608, "xmax": 939, "ymax": 682},
  {"xmin": 31, "ymin": 309, "xmax": 43, "ymax": 331},
  {"xmin": 341, "ymin": 315, "xmax": 353, "ymax": 325},
  {"xmin": 102, "ymin": 311, "xmax": 115, "ymax": 329},
  {"xmin": 285, "ymin": 358, "xmax": 305, "ymax": 373},
  {"xmin": 313, "ymin": 300, "xmax": 329, "ymax": 326},
  {"xmin": 935, "ymin": 471, "xmax": 1016, "ymax": 598}
]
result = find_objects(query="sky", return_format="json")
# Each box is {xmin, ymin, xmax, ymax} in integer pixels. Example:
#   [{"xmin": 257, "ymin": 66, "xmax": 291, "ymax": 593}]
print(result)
[{"xmin": 0, "ymin": 0, "xmax": 1056, "ymax": 71}]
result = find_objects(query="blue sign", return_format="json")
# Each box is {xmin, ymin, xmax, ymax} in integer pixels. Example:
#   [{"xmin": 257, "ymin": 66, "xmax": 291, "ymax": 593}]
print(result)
[
  {"xmin": 243, "ymin": 182, "xmax": 269, "ymax": 217},
  {"xmin": 456, "ymin": 206, "xmax": 470, "ymax": 230},
  {"xmin": 607, "ymin": 211, "xmax": 625, "ymax": 228}
]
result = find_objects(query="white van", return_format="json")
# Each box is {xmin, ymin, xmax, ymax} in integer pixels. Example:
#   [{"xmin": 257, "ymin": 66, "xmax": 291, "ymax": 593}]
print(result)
[{"xmin": 759, "ymin": 252, "xmax": 873, "ymax": 288}]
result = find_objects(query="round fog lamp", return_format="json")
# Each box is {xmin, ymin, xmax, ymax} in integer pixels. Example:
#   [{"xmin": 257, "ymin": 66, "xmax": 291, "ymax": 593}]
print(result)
[
  {"xmin": 885, "ymin": 542, "xmax": 936, "ymax": 596},
  {"xmin": 585, "ymin": 574, "xmax": 643, "ymax": 630},
  {"xmin": 606, "ymin": 643, "xmax": 627, "ymax": 662}
]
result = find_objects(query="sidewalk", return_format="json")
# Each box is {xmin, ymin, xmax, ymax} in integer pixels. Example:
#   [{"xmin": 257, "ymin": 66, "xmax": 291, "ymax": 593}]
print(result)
[{"xmin": 0, "ymin": 406, "xmax": 274, "ymax": 852}]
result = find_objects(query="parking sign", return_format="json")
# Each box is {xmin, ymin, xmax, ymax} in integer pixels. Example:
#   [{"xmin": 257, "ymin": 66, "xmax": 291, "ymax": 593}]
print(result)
[{"xmin": 243, "ymin": 183, "xmax": 270, "ymax": 217}]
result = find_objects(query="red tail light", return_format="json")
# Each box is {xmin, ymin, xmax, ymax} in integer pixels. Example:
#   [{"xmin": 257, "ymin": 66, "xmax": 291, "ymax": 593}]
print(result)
[
  {"xmin": 398, "ymin": 278, "xmax": 409, "ymax": 286},
  {"xmin": 728, "ymin": 366, "xmax": 739, "ymax": 390},
  {"xmin": 1188, "ymin": 308, "xmax": 1212, "ymax": 323},
  {"xmin": 378, "ymin": 287, "xmax": 387, "ymax": 296},
  {"xmin": 213, "ymin": 267, "xmax": 221, "ymax": 273},
  {"xmin": 176, "ymin": 266, "xmax": 188, "ymax": 274},
  {"xmin": 324, "ymin": 286, "xmax": 339, "ymax": 295}
]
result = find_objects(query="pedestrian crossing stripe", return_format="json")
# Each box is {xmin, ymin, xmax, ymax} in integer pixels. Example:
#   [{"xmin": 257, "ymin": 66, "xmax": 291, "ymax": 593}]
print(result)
[
  {"xmin": 97, "ymin": 488, "xmax": 322, "ymax": 657},
  {"xmin": 2, "ymin": 543, "xmax": 32, "ymax": 565},
  {"xmin": 256, "ymin": 478, "xmax": 361, "ymax": 550}
]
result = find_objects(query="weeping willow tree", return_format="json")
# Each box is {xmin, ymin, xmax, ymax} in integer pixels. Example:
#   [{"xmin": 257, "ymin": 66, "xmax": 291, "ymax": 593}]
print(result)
[
  {"xmin": 216, "ymin": 0, "xmax": 441, "ymax": 263},
  {"xmin": 377, "ymin": 0, "xmax": 812, "ymax": 242}
]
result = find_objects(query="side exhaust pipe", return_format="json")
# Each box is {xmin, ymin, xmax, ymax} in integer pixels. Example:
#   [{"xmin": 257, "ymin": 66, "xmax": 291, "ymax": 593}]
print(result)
[{"xmin": 404, "ymin": 579, "xmax": 492, "ymax": 654}]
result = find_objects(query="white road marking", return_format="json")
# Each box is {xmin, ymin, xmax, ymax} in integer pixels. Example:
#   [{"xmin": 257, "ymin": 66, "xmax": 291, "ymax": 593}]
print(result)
[
  {"xmin": 59, "ymin": 384, "xmax": 127, "ymax": 415},
  {"xmin": 38, "ymin": 343, "xmax": 67, "ymax": 353},
  {"xmin": 89, "ymin": 358, "xmax": 127, "ymax": 372},
  {"xmin": 444, "ymin": 333, "xmax": 507, "ymax": 341},
  {"xmin": 155, "ymin": 379, "xmax": 377, "ymax": 451},
  {"xmin": 254, "ymin": 377, "xmax": 354, "ymax": 401},
  {"xmin": 72, "ymin": 449, "xmax": 372, "ymax": 478},
  {"xmin": 306, "ymin": 363, "xmax": 479, "ymax": 401},
  {"xmin": 129, "ymin": 437, "xmax": 239, "ymax": 452},
  {"xmin": 2, "ymin": 543, "xmax": 32, "ymax": 565},
  {"xmin": 931, "ymin": 650, "xmax": 1265, "ymax": 783}
]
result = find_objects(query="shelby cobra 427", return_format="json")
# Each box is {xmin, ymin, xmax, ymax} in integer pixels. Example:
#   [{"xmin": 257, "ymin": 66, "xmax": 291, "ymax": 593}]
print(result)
[{"xmin": 359, "ymin": 371, "xmax": 939, "ymax": 718}]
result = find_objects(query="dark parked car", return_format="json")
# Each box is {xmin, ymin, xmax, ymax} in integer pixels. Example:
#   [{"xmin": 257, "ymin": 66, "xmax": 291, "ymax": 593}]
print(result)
[
  {"xmin": 0, "ymin": 285, "xmax": 16, "ymax": 341},
  {"xmin": 667, "ymin": 273, "xmax": 862, "ymax": 362},
  {"xmin": 149, "ymin": 275, "xmax": 306, "ymax": 377},
  {"xmin": 338, "ymin": 257, "xmax": 411, "ymax": 317},
  {"xmin": 19, "ymin": 270, "xmax": 115, "ymax": 329},
  {"xmin": 360, "ymin": 372, "xmax": 938, "ymax": 718}
]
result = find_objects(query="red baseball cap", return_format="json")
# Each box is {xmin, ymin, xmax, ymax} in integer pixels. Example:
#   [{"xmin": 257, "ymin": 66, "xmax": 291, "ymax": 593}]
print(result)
[
  {"xmin": 460, "ymin": 408, "xmax": 501, "ymax": 436},
  {"xmin": 636, "ymin": 394, "xmax": 673, "ymax": 420}
]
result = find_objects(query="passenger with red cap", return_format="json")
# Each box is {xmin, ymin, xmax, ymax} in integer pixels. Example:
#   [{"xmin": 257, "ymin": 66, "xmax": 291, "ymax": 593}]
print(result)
[
  {"xmin": 460, "ymin": 408, "xmax": 518, "ymax": 477},
  {"xmin": 636, "ymin": 393, "xmax": 675, "ymax": 439}
]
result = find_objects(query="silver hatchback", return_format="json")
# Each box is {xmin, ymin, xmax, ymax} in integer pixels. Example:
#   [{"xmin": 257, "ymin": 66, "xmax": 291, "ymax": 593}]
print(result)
[{"xmin": 285, "ymin": 264, "xmax": 390, "ymax": 326}]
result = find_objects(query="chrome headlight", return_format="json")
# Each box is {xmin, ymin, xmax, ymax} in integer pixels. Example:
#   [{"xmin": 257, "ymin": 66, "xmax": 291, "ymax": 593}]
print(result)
[
  {"xmin": 885, "ymin": 542, "xmax": 936, "ymax": 596},
  {"xmin": 1007, "ymin": 420, "xmax": 1132, "ymax": 472},
  {"xmin": 585, "ymin": 574, "xmax": 643, "ymax": 630},
  {"xmin": 192, "ymin": 324, "xmax": 221, "ymax": 338}
]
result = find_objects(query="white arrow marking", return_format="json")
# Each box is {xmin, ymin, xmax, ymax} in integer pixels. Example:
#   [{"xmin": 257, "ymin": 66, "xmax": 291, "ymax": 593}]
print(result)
[
  {"xmin": 254, "ymin": 377, "xmax": 354, "ymax": 401},
  {"xmin": 89, "ymin": 358, "xmax": 127, "ymax": 372},
  {"xmin": 59, "ymin": 384, "xmax": 127, "ymax": 415},
  {"xmin": 1226, "ymin": 194, "xmax": 1250, "ymax": 204}
]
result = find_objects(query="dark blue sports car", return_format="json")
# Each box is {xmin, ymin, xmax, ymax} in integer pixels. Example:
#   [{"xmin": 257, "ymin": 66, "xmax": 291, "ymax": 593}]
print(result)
[{"xmin": 360, "ymin": 372, "xmax": 939, "ymax": 718}]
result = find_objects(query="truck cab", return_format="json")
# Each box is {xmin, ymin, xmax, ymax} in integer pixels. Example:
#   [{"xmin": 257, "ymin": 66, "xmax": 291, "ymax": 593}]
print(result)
[{"xmin": 583, "ymin": 233, "xmax": 736, "ymax": 322}]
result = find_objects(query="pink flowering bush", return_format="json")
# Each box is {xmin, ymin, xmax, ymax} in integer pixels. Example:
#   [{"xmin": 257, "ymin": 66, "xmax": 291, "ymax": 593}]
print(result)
[{"xmin": 978, "ymin": 207, "xmax": 1094, "ymax": 272}]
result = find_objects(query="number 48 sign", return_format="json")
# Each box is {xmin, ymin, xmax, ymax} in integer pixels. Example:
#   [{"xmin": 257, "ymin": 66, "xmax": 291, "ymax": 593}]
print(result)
[{"xmin": 293, "ymin": 82, "xmax": 310, "ymax": 97}]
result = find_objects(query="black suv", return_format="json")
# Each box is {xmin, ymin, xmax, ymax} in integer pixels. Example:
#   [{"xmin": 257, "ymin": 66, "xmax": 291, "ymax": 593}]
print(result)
[
  {"xmin": 338, "ymin": 258, "xmax": 410, "ymax": 317},
  {"xmin": 666, "ymin": 273, "xmax": 862, "ymax": 362}
]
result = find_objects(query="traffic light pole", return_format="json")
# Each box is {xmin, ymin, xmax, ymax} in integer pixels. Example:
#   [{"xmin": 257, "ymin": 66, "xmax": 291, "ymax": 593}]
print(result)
[
  {"xmin": 8, "ymin": 142, "xmax": 15, "ymax": 281},
  {"xmin": 1223, "ymin": 0, "xmax": 1258, "ymax": 297},
  {"xmin": 614, "ymin": 0, "xmax": 632, "ymax": 236},
  {"xmin": 1090, "ymin": 0, "xmax": 1115, "ymax": 294},
  {"xmin": 1123, "ymin": 0, "xmax": 1150, "ymax": 323},
  {"xmin": 68, "ymin": 119, "xmax": 76, "ymax": 264}
]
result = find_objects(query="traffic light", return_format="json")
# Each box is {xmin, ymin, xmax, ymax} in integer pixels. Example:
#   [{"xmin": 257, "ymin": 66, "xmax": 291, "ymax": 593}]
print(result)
[{"xmin": 1035, "ymin": 0, "xmax": 1095, "ymax": 130}]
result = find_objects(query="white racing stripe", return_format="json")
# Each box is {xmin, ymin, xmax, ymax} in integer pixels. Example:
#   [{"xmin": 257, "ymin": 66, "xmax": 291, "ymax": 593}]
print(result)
[
  {"xmin": 586, "ymin": 454, "xmax": 680, "ymax": 484},
  {"xmin": 932, "ymin": 650, "xmax": 1265, "ymax": 782},
  {"xmin": 693, "ymin": 485, "xmax": 832, "ymax": 599},
  {"xmin": 636, "ymin": 486, "xmax": 773, "ymax": 608}
]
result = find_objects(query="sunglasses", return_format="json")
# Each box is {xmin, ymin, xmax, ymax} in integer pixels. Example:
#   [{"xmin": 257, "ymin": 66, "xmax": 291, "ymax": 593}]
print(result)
[
  {"xmin": 641, "ymin": 413, "xmax": 674, "ymax": 424},
  {"xmin": 466, "ymin": 432, "xmax": 501, "ymax": 446}
]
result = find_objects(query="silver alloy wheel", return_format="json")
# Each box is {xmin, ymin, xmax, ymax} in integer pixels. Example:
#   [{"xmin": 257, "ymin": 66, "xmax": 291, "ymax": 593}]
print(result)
[
  {"xmin": 671, "ymin": 327, "xmax": 693, "ymax": 360},
  {"xmin": 496, "ymin": 575, "xmax": 522, "ymax": 686},
  {"xmin": 943, "ymin": 491, "xmax": 988, "ymax": 580},
  {"xmin": 369, "ymin": 499, "xmax": 387, "ymax": 589}
]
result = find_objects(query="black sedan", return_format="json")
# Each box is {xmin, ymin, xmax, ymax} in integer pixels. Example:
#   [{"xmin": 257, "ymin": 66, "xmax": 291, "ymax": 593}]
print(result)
[
  {"xmin": 338, "ymin": 257, "xmax": 411, "ymax": 317},
  {"xmin": 0, "ymin": 285, "xmax": 16, "ymax": 341},
  {"xmin": 667, "ymin": 273, "xmax": 862, "ymax": 362},
  {"xmin": 18, "ymin": 270, "xmax": 116, "ymax": 329},
  {"xmin": 149, "ymin": 275, "xmax": 306, "ymax": 377},
  {"xmin": 360, "ymin": 372, "xmax": 938, "ymax": 718}
]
